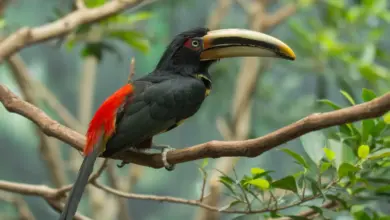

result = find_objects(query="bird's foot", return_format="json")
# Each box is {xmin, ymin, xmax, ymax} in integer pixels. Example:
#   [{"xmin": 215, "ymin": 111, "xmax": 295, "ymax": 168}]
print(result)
[
  {"xmin": 151, "ymin": 144, "xmax": 176, "ymax": 171},
  {"xmin": 116, "ymin": 145, "xmax": 176, "ymax": 171},
  {"xmin": 117, "ymin": 160, "xmax": 129, "ymax": 168}
]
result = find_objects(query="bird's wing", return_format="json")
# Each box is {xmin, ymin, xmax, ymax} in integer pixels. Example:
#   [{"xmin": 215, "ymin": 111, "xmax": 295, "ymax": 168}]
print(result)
[{"xmin": 103, "ymin": 76, "xmax": 206, "ymax": 156}]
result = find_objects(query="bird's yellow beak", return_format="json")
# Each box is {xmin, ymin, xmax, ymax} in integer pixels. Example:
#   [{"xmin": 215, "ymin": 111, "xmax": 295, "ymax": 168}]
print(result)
[{"xmin": 200, "ymin": 29, "xmax": 296, "ymax": 61}]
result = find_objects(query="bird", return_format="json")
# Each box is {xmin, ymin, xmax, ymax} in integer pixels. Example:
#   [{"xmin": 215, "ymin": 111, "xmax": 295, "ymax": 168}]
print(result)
[{"xmin": 59, "ymin": 27, "xmax": 296, "ymax": 220}]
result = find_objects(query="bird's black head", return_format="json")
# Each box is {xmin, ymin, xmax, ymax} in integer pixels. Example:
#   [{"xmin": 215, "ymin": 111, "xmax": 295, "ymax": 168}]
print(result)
[
  {"xmin": 156, "ymin": 27, "xmax": 211, "ymax": 73},
  {"xmin": 155, "ymin": 27, "xmax": 297, "ymax": 74}
]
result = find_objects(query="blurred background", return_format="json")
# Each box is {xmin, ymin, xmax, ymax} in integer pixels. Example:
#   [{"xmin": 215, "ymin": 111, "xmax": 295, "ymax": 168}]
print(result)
[{"xmin": 0, "ymin": 0, "xmax": 389, "ymax": 219}]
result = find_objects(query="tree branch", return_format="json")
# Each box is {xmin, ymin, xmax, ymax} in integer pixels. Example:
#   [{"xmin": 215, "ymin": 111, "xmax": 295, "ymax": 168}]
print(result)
[
  {"xmin": 75, "ymin": 0, "xmax": 86, "ymax": 10},
  {"xmin": 0, "ymin": 159, "xmax": 107, "ymax": 219},
  {"xmin": 0, "ymin": 0, "xmax": 144, "ymax": 62},
  {"xmin": 92, "ymin": 181, "xmax": 338, "ymax": 214},
  {"xmin": 0, "ymin": 191, "xmax": 35, "ymax": 220},
  {"xmin": 6, "ymin": 55, "xmax": 67, "ymax": 188},
  {"xmin": 1, "ymin": 84, "xmax": 389, "ymax": 168},
  {"xmin": 263, "ymin": 3, "xmax": 297, "ymax": 31}
]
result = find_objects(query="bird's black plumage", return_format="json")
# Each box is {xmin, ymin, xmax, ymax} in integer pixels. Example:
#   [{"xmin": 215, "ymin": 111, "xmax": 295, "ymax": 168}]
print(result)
[
  {"xmin": 59, "ymin": 26, "xmax": 296, "ymax": 220},
  {"xmin": 102, "ymin": 27, "xmax": 215, "ymax": 157}
]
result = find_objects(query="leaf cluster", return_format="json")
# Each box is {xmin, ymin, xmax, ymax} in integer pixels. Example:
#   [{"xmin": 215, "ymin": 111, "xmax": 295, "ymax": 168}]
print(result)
[
  {"xmin": 50, "ymin": 0, "xmax": 153, "ymax": 61},
  {"xmin": 214, "ymin": 88, "xmax": 390, "ymax": 219}
]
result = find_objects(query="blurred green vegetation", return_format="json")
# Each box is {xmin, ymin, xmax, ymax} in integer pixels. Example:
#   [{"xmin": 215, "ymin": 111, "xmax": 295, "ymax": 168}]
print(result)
[{"xmin": 0, "ymin": 0, "xmax": 389, "ymax": 219}]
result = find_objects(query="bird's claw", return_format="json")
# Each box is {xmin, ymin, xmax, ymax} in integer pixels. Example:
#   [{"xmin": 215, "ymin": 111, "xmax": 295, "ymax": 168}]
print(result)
[
  {"xmin": 116, "ymin": 145, "xmax": 176, "ymax": 171},
  {"xmin": 117, "ymin": 160, "xmax": 129, "ymax": 168}
]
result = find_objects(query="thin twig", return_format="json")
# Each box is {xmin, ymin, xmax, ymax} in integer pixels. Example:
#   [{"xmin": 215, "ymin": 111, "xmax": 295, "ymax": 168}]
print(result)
[
  {"xmin": 199, "ymin": 174, "xmax": 207, "ymax": 202},
  {"xmin": 92, "ymin": 181, "xmax": 337, "ymax": 214},
  {"xmin": 128, "ymin": 57, "xmax": 135, "ymax": 83},
  {"xmin": 34, "ymin": 79, "xmax": 82, "ymax": 131},
  {"xmin": 0, "ymin": 192, "xmax": 35, "ymax": 220},
  {"xmin": 235, "ymin": 0, "xmax": 251, "ymax": 15},
  {"xmin": 106, "ymin": 162, "xmax": 131, "ymax": 220},
  {"xmin": 46, "ymin": 199, "xmax": 92, "ymax": 220}
]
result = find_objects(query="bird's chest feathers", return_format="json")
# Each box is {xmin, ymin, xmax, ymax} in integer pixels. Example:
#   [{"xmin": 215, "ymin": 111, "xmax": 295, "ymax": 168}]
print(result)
[{"xmin": 194, "ymin": 74, "xmax": 212, "ymax": 97}]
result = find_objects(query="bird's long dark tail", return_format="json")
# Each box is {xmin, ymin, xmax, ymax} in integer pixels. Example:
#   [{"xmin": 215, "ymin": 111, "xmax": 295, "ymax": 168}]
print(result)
[{"xmin": 59, "ymin": 136, "xmax": 103, "ymax": 220}]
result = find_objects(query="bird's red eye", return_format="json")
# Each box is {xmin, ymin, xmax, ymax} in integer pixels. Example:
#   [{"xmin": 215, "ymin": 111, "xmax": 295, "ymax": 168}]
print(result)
[{"xmin": 184, "ymin": 39, "xmax": 201, "ymax": 50}]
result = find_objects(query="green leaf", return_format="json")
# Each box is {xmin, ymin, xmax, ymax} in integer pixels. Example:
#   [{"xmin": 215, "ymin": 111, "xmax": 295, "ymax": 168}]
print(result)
[
  {"xmin": 318, "ymin": 99, "xmax": 342, "ymax": 110},
  {"xmin": 251, "ymin": 168, "xmax": 265, "ymax": 176},
  {"xmin": 384, "ymin": 112, "xmax": 390, "ymax": 124},
  {"xmin": 281, "ymin": 148, "xmax": 309, "ymax": 168},
  {"xmin": 247, "ymin": 178, "xmax": 270, "ymax": 190},
  {"xmin": 323, "ymin": 148, "xmax": 336, "ymax": 161},
  {"xmin": 109, "ymin": 31, "xmax": 150, "ymax": 53},
  {"xmin": 340, "ymin": 90, "xmax": 356, "ymax": 105},
  {"xmin": 360, "ymin": 43, "xmax": 376, "ymax": 64},
  {"xmin": 320, "ymin": 162, "xmax": 332, "ymax": 173},
  {"xmin": 307, "ymin": 206, "xmax": 324, "ymax": 215},
  {"xmin": 358, "ymin": 145, "xmax": 370, "ymax": 159},
  {"xmin": 326, "ymin": 194, "xmax": 349, "ymax": 209},
  {"xmin": 0, "ymin": 19, "xmax": 6, "ymax": 29},
  {"xmin": 353, "ymin": 209, "xmax": 372, "ymax": 220},
  {"xmin": 362, "ymin": 119, "xmax": 375, "ymax": 142},
  {"xmin": 371, "ymin": 120, "xmax": 386, "ymax": 137},
  {"xmin": 81, "ymin": 42, "xmax": 121, "ymax": 61},
  {"xmin": 359, "ymin": 63, "xmax": 390, "ymax": 82},
  {"xmin": 298, "ymin": 0, "xmax": 314, "ymax": 7},
  {"xmin": 81, "ymin": 43, "xmax": 103, "ymax": 61},
  {"xmin": 271, "ymin": 176, "xmax": 298, "ymax": 193},
  {"xmin": 270, "ymin": 210, "xmax": 283, "ymax": 218},
  {"xmin": 218, "ymin": 200, "xmax": 245, "ymax": 211},
  {"xmin": 329, "ymin": 139, "xmax": 355, "ymax": 168},
  {"xmin": 252, "ymin": 171, "xmax": 274, "ymax": 180},
  {"xmin": 307, "ymin": 176, "xmax": 326, "ymax": 198},
  {"xmin": 347, "ymin": 6, "xmax": 361, "ymax": 23},
  {"xmin": 380, "ymin": 11, "xmax": 390, "ymax": 22},
  {"xmin": 201, "ymin": 158, "xmax": 208, "ymax": 168},
  {"xmin": 300, "ymin": 130, "xmax": 326, "ymax": 165},
  {"xmin": 338, "ymin": 163, "xmax": 360, "ymax": 179},
  {"xmin": 375, "ymin": 185, "xmax": 390, "ymax": 193},
  {"xmin": 219, "ymin": 176, "xmax": 236, "ymax": 195},
  {"xmin": 119, "ymin": 12, "xmax": 153, "ymax": 25},
  {"xmin": 361, "ymin": 88, "xmax": 377, "ymax": 102},
  {"xmin": 368, "ymin": 148, "xmax": 390, "ymax": 160},
  {"xmin": 65, "ymin": 39, "xmax": 76, "ymax": 51},
  {"xmin": 85, "ymin": 0, "xmax": 106, "ymax": 8},
  {"xmin": 219, "ymin": 175, "xmax": 234, "ymax": 185}
]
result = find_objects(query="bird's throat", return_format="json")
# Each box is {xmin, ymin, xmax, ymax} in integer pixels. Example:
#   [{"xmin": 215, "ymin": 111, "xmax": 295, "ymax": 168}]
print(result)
[{"xmin": 195, "ymin": 74, "xmax": 212, "ymax": 97}]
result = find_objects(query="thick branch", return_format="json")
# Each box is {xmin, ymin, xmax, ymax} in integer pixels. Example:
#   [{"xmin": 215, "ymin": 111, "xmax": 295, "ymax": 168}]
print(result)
[
  {"xmin": 0, "ymin": 0, "xmax": 143, "ymax": 62},
  {"xmin": 1, "ymin": 84, "xmax": 389, "ymax": 168}
]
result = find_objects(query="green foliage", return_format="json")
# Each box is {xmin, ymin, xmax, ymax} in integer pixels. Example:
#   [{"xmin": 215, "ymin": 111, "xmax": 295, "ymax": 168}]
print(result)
[
  {"xmin": 300, "ymin": 130, "xmax": 326, "ymax": 165},
  {"xmin": 215, "ymin": 88, "xmax": 389, "ymax": 218},
  {"xmin": 280, "ymin": 148, "xmax": 309, "ymax": 169},
  {"xmin": 271, "ymin": 176, "xmax": 298, "ymax": 193},
  {"xmin": 48, "ymin": 2, "xmax": 154, "ymax": 61},
  {"xmin": 290, "ymin": 0, "xmax": 390, "ymax": 101}
]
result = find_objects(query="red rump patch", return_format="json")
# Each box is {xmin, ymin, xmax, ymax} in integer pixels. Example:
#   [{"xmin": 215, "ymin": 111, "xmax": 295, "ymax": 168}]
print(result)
[{"xmin": 84, "ymin": 84, "xmax": 134, "ymax": 156}]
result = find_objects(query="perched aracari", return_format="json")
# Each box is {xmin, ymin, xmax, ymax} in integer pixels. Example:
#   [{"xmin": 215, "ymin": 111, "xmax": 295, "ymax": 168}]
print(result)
[{"xmin": 59, "ymin": 27, "xmax": 296, "ymax": 220}]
